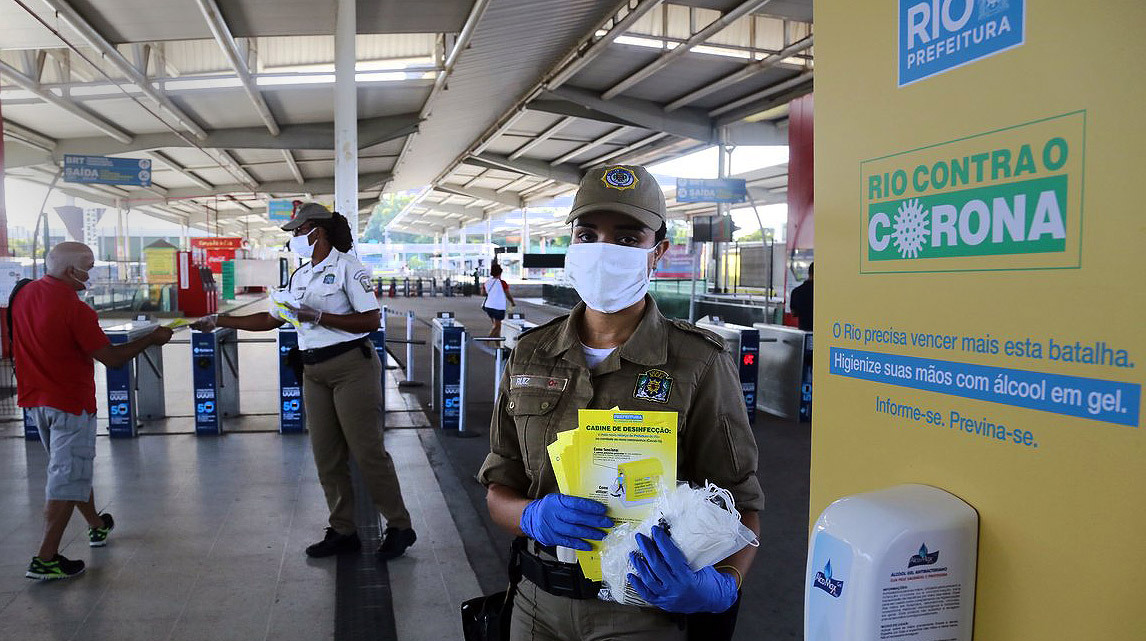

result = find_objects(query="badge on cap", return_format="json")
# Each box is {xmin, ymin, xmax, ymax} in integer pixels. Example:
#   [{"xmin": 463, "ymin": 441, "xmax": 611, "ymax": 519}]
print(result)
[
  {"xmin": 602, "ymin": 166, "xmax": 638, "ymax": 191},
  {"xmin": 633, "ymin": 368, "xmax": 672, "ymax": 403}
]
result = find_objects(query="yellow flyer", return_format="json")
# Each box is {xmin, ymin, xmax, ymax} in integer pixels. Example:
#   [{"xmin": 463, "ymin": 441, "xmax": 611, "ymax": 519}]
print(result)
[{"xmin": 553, "ymin": 408, "xmax": 677, "ymax": 581}]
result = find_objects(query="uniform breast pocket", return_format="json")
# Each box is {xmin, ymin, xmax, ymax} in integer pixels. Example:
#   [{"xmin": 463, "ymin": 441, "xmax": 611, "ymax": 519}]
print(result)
[{"xmin": 506, "ymin": 389, "xmax": 564, "ymax": 480}]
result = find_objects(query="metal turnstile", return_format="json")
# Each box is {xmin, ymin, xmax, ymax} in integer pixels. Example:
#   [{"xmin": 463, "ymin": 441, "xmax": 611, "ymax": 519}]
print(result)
[
  {"xmin": 696, "ymin": 316, "xmax": 760, "ymax": 424},
  {"xmin": 105, "ymin": 321, "xmax": 166, "ymax": 438},
  {"xmin": 500, "ymin": 312, "xmax": 537, "ymax": 350},
  {"xmin": 753, "ymin": 323, "xmax": 813, "ymax": 422},
  {"xmin": 430, "ymin": 313, "xmax": 466, "ymax": 432},
  {"xmin": 277, "ymin": 326, "xmax": 305, "ymax": 433},
  {"xmin": 191, "ymin": 327, "xmax": 240, "ymax": 435}
]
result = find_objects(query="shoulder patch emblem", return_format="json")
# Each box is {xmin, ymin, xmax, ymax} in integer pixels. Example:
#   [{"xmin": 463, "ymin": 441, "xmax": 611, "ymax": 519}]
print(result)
[
  {"xmin": 323, "ymin": 274, "xmax": 336, "ymax": 284},
  {"xmin": 359, "ymin": 276, "xmax": 372, "ymax": 293},
  {"xmin": 634, "ymin": 368, "xmax": 673, "ymax": 403},
  {"xmin": 602, "ymin": 166, "xmax": 638, "ymax": 191}
]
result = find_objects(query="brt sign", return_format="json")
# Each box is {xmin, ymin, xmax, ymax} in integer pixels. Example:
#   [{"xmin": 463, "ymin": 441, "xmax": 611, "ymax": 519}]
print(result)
[
  {"xmin": 860, "ymin": 111, "xmax": 1085, "ymax": 274},
  {"xmin": 898, "ymin": 0, "xmax": 1025, "ymax": 86}
]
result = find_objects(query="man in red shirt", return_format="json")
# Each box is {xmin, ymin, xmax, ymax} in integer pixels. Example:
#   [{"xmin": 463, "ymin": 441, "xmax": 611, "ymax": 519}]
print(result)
[{"xmin": 12, "ymin": 242, "xmax": 172, "ymax": 580}]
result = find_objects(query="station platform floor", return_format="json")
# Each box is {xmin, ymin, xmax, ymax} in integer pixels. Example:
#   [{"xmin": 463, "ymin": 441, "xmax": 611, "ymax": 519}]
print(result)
[{"xmin": 0, "ymin": 292, "xmax": 810, "ymax": 641}]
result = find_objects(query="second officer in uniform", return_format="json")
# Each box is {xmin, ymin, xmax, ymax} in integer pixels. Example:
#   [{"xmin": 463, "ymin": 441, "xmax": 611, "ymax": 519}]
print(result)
[{"xmin": 193, "ymin": 203, "xmax": 416, "ymax": 560}]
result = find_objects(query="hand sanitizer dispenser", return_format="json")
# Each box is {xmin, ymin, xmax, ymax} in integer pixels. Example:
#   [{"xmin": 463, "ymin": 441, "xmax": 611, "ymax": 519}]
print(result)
[{"xmin": 805, "ymin": 484, "xmax": 978, "ymax": 641}]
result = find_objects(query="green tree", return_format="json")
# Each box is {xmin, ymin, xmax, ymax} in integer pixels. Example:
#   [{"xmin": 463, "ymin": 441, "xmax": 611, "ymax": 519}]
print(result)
[{"xmin": 362, "ymin": 193, "xmax": 415, "ymax": 243}]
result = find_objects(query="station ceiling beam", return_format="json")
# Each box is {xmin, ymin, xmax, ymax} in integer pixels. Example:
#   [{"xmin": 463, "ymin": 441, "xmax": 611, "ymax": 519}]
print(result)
[
  {"xmin": 541, "ymin": 86, "xmax": 717, "ymax": 143},
  {"xmin": 135, "ymin": 172, "xmax": 391, "ymax": 202},
  {"xmin": 5, "ymin": 115, "xmax": 421, "ymax": 170},
  {"xmin": 195, "ymin": 0, "xmax": 280, "ymax": 136},
  {"xmin": 601, "ymin": 0, "xmax": 774, "ymax": 100},
  {"xmin": 467, "ymin": 153, "xmax": 582, "ymax": 187},
  {"xmin": 665, "ymin": 34, "xmax": 814, "ymax": 111},
  {"xmin": 416, "ymin": 201, "xmax": 487, "ymax": 219},
  {"xmin": 0, "ymin": 60, "xmax": 133, "ymax": 144},
  {"xmin": 40, "ymin": 0, "xmax": 208, "ymax": 139},
  {"xmin": 436, "ymin": 185, "xmax": 523, "ymax": 210}
]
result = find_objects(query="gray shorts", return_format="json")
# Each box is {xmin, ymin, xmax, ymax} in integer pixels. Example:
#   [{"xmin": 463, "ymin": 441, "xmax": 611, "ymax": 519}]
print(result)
[{"xmin": 29, "ymin": 407, "xmax": 97, "ymax": 502}]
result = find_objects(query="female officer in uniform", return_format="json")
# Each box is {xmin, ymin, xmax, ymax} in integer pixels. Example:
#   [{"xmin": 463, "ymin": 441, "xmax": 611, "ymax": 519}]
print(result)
[
  {"xmin": 193, "ymin": 203, "xmax": 416, "ymax": 561},
  {"xmin": 479, "ymin": 165, "xmax": 763, "ymax": 640}
]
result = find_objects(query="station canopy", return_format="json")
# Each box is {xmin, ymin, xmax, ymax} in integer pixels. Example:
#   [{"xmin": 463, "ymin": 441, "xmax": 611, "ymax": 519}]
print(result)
[{"xmin": 0, "ymin": 0, "xmax": 812, "ymax": 244}]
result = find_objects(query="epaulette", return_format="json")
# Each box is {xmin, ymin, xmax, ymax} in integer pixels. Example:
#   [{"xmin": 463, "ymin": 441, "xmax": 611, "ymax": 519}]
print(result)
[
  {"xmin": 519, "ymin": 313, "xmax": 570, "ymax": 339},
  {"xmin": 669, "ymin": 318, "xmax": 727, "ymax": 351}
]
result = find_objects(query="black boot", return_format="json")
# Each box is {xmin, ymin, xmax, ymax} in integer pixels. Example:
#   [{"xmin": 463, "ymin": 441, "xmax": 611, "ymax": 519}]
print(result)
[
  {"xmin": 306, "ymin": 528, "xmax": 361, "ymax": 558},
  {"xmin": 376, "ymin": 527, "xmax": 417, "ymax": 561}
]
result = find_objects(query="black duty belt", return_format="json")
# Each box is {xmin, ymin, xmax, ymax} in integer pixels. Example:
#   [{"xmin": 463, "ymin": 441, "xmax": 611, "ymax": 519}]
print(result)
[
  {"xmin": 520, "ymin": 543, "xmax": 602, "ymax": 600},
  {"xmin": 301, "ymin": 337, "xmax": 371, "ymax": 365}
]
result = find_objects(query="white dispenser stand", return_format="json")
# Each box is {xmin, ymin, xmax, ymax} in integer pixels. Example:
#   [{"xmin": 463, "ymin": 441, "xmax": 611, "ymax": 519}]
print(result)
[{"xmin": 805, "ymin": 484, "xmax": 978, "ymax": 641}]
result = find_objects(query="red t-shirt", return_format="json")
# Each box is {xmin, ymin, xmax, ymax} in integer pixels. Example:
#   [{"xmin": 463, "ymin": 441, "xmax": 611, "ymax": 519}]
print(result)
[{"xmin": 13, "ymin": 276, "xmax": 110, "ymax": 415}]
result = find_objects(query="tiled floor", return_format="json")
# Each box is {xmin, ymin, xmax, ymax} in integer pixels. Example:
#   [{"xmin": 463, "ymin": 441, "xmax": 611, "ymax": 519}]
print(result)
[{"xmin": 0, "ymin": 327, "xmax": 480, "ymax": 641}]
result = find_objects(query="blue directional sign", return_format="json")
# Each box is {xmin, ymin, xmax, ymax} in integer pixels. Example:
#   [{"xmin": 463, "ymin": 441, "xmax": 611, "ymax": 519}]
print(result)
[
  {"xmin": 898, "ymin": 0, "xmax": 1025, "ymax": 86},
  {"xmin": 268, "ymin": 199, "xmax": 296, "ymax": 222},
  {"xmin": 676, "ymin": 178, "xmax": 747, "ymax": 203},
  {"xmin": 64, "ymin": 155, "xmax": 152, "ymax": 187}
]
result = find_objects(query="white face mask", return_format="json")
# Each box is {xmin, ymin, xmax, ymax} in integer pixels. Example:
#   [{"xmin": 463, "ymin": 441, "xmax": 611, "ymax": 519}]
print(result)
[
  {"xmin": 564, "ymin": 242, "xmax": 657, "ymax": 313},
  {"xmin": 288, "ymin": 228, "xmax": 317, "ymax": 258},
  {"xmin": 71, "ymin": 267, "xmax": 91, "ymax": 289}
]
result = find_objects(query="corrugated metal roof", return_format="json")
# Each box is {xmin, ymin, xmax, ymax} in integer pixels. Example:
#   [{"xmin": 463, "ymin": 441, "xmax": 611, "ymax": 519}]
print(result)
[{"xmin": 389, "ymin": 0, "xmax": 620, "ymax": 191}]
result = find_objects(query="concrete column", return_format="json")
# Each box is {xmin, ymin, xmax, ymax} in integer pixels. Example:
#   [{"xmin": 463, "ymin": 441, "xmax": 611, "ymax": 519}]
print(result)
[
  {"xmin": 0, "ymin": 92, "xmax": 9, "ymax": 257},
  {"xmin": 521, "ymin": 208, "xmax": 530, "ymax": 254},
  {"xmin": 334, "ymin": 0, "xmax": 358, "ymax": 249}
]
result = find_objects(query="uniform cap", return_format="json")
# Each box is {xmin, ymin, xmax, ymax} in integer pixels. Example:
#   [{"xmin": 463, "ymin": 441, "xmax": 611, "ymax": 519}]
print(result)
[
  {"xmin": 281, "ymin": 202, "xmax": 333, "ymax": 231},
  {"xmin": 565, "ymin": 165, "xmax": 666, "ymax": 231}
]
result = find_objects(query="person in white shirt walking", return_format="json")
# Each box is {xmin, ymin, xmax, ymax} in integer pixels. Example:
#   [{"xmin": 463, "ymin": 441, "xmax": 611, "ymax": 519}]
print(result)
[{"xmin": 481, "ymin": 262, "xmax": 515, "ymax": 337}]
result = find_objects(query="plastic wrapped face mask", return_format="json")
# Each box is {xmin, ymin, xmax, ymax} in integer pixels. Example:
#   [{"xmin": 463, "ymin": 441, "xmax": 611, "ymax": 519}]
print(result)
[{"xmin": 598, "ymin": 481, "xmax": 760, "ymax": 606}]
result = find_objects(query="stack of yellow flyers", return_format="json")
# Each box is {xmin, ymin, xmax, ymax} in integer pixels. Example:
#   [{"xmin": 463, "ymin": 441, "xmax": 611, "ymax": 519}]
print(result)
[
  {"xmin": 164, "ymin": 318, "xmax": 191, "ymax": 329},
  {"xmin": 547, "ymin": 408, "xmax": 678, "ymax": 581}
]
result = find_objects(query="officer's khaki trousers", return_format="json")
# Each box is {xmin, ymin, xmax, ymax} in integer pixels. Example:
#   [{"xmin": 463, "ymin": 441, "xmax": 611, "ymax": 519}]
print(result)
[
  {"xmin": 303, "ymin": 347, "xmax": 412, "ymax": 534},
  {"xmin": 511, "ymin": 579, "xmax": 687, "ymax": 641}
]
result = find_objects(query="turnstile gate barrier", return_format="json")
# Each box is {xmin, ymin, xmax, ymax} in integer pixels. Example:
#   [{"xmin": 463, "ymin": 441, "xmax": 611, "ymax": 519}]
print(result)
[
  {"xmin": 753, "ymin": 323, "xmax": 812, "ymax": 422},
  {"xmin": 501, "ymin": 312, "xmax": 537, "ymax": 350},
  {"xmin": 105, "ymin": 321, "xmax": 166, "ymax": 438},
  {"xmin": 431, "ymin": 313, "xmax": 466, "ymax": 432},
  {"xmin": 696, "ymin": 316, "xmax": 760, "ymax": 424},
  {"xmin": 192, "ymin": 327, "xmax": 240, "ymax": 435},
  {"xmin": 277, "ymin": 327, "xmax": 305, "ymax": 433}
]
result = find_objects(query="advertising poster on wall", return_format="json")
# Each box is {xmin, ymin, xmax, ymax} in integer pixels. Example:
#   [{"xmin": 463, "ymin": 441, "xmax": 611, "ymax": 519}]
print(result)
[
  {"xmin": 190, "ymin": 237, "xmax": 244, "ymax": 275},
  {"xmin": 815, "ymin": 1, "xmax": 1143, "ymax": 639}
]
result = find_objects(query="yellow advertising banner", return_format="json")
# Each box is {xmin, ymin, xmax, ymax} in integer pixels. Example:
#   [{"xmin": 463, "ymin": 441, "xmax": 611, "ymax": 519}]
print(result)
[
  {"xmin": 144, "ymin": 246, "xmax": 177, "ymax": 284},
  {"xmin": 815, "ymin": 1, "xmax": 1144, "ymax": 639}
]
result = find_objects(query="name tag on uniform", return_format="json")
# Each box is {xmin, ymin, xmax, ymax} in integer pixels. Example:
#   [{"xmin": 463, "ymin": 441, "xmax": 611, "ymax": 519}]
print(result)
[{"xmin": 510, "ymin": 375, "xmax": 568, "ymax": 392}]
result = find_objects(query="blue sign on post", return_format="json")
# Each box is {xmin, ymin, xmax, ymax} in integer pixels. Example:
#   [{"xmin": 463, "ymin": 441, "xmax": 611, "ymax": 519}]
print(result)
[
  {"xmin": 64, "ymin": 155, "xmax": 152, "ymax": 187},
  {"xmin": 277, "ymin": 328, "xmax": 305, "ymax": 433},
  {"xmin": 268, "ymin": 199, "xmax": 296, "ymax": 222},
  {"xmin": 898, "ymin": 0, "xmax": 1025, "ymax": 86},
  {"xmin": 192, "ymin": 332, "xmax": 221, "ymax": 435},
  {"xmin": 106, "ymin": 333, "xmax": 136, "ymax": 438},
  {"xmin": 676, "ymin": 178, "xmax": 748, "ymax": 203}
]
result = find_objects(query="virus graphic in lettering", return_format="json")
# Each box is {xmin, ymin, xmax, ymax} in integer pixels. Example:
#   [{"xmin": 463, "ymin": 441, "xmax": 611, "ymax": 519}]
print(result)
[{"xmin": 892, "ymin": 198, "xmax": 930, "ymax": 258}]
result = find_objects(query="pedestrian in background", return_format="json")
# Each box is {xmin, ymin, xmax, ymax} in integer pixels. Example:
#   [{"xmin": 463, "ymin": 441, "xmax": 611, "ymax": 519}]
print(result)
[
  {"xmin": 482, "ymin": 262, "xmax": 515, "ymax": 338},
  {"xmin": 192, "ymin": 203, "xmax": 416, "ymax": 561},
  {"xmin": 12, "ymin": 242, "xmax": 172, "ymax": 580}
]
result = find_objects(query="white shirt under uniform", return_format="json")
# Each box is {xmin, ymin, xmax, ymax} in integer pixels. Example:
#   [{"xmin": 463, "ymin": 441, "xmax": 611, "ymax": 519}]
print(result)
[{"xmin": 286, "ymin": 250, "xmax": 380, "ymax": 351}]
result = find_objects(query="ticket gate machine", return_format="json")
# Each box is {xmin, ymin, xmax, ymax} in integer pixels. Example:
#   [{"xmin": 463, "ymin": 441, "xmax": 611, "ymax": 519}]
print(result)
[
  {"xmin": 191, "ymin": 327, "xmax": 240, "ymax": 435},
  {"xmin": 753, "ymin": 324, "xmax": 813, "ymax": 422},
  {"xmin": 500, "ymin": 312, "xmax": 537, "ymax": 350},
  {"xmin": 105, "ymin": 321, "xmax": 166, "ymax": 438},
  {"xmin": 430, "ymin": 313, "xmax": 467, "ymax": 433},
  {"xmin": 275, "ymin": 325, "xmax": 386, "ymax": 433},
  {"xmin": 696, "ymin": 317, "xmax": 760, "ymax": 424},
  {"xmin": 277, "ymin": 326, "xmax": 305, "ymax": 433}
]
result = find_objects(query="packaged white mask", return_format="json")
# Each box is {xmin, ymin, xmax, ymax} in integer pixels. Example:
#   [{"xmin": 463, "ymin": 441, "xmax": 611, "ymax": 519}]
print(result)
[{"xmin": 564, "ymin": 243, "xmax": 656, "ymax": 313}]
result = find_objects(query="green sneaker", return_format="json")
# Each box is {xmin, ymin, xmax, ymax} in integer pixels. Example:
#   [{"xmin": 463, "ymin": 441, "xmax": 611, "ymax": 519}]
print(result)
[
  {"xmin": 88, "ymin": 513, "xmax": 115, "ymax": 547},
  {"xmin": 26, "ymin": 554, "xmax": 85, "ymax": 580}
]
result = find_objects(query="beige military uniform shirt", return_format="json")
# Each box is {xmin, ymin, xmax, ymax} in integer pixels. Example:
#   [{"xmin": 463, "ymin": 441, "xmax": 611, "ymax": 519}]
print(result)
[{"xmin": 478, "ymin": 297, "xmax": 765, "ymax": 513}]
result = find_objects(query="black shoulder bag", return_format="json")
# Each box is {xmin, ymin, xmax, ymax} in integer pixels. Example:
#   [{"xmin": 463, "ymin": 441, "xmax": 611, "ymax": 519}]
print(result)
[{"xmin": 460, "ymin": 537, "xmax": 526, "ymax": 641}]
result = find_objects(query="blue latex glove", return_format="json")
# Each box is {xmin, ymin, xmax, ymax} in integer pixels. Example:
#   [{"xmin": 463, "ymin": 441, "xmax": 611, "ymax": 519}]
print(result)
[
  {"xmin": 627, "ymin": 525, "xmax": 739, "ymax": 614},
  {"xmin": 520, "ymin": 494, "xmax": 613, "ymax": 551}
]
